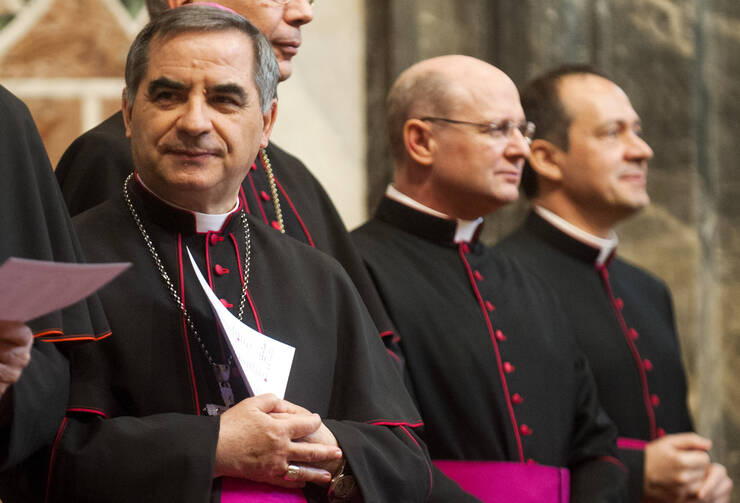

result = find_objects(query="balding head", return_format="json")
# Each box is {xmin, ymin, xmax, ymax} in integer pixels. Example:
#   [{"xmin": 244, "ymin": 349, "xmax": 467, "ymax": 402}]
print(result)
[
  {"xmin": 387, "ymin": 55, "xmax": 515, "ymax": 163},
  {"xmin": 386, "ymin": 56, "xmax": 529, "ymax": 219}
]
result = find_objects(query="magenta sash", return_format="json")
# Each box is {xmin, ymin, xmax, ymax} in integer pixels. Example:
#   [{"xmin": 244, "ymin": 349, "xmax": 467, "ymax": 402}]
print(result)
[
  {"xmin": 434, "ymin": 460, "xmax": 570, "ymax": 503},
  {"xmin": 220, "ymin": 477, "xmax": 307, "ymax": 503}
]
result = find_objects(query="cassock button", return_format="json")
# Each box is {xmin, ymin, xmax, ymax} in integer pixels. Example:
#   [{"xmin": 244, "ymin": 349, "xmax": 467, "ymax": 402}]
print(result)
[
  {"xmin": 629, "ymin": 328, "xmax": 639, "ymax": 340},
  {"xmin": 260, "ymin": 190, "xmax": 271, "ymax": 202},
  {"xmin": 651, "ymin": 394, "xmax": 660, "ymax": 407},
  {"xmin": 220, "ymin": 298, "xmax": 234, "ymax": 309},
  {"xmin": 512, "ymin": 393, "xmax": 524, "ymax": 404},
  {"xmin": 519, "ymin": 424, "xmax": 533, "ymax": 436},
  {"xmin": 527, "ymin": 458, "xmax": 536, "ymax": 465},
  {"xmin": 461, "ymin": 243, "xmax": 470, "ymax": 254},
  {"xmin": 657, "ymin": 427, "xmax": 666, "ymax": 438},
  {"xmin": 250, "ymin": 162, "xmax": 257, "ymax": 171},
  {"xmin": 271, "ymin": 220, "xmax": 281, "ymax": 230},
  {"xmin": 485, "ymin": 301, "xmax": 496, "ymax": 312},
  {"xmin": 643, "ymin": 358, "xmax": 653, "ymax": 371},
  {"xmin": 615, "ymin": 298, "xmax": 624, "ymax": 310},
  {"xmin": 503, "ymin": 361, "xmax": 515, "ymax": 374},
  {"xmin": 495, "ymin": 330, "xmax": 506, "ymax": 342},
  {"xmin": 209, "ymin": 234, "xmax": 224, "ymax": 246},
  {"xmin": 473, "ymin": 270, "xmax": 484, "ymax": 281},
  {"xmin": 214, "ymin": 264, "xmax": 230, "ymax": 276}
]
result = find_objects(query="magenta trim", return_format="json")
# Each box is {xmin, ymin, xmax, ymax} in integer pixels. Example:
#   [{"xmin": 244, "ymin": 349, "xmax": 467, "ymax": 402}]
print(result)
[
  {"xmin": 617, "ymin": 437, "xmax": 648, "ymax": 451},
  {"xmin": 458, "ymin": 244, "xmax": 524, "ymax": 462},
  {"xmin": 400, "ymin": 425, "xmax": 434, "ymax": 500},
  {"xmin": 597, "ymin": 455, "xmax": 628, "ymax": 473},
  {"xmin": 44, "ymin": 417, "xmax": 69, "ymax": 503},
  {"xmin": 434, "ymin": 460, "xmax": 570, "ymax": 503},
  {"xmin": 220, "ymin": 478, "xmax": 306, "ymax": 502},
  {"xmin": 368, "ymin": 420, "xmax": 424, "ymax": 428},
  {"xmin": 596, "ymin": 264, "xmax": 656, "ymax": 438},
  {"xmin": 66, "ymin": 407, "xmax": 108, "ymax": 418},
  {"xmin": 386, "ymin": 348, "xmax": 402, "ymax": 364},
  {"xmin": 247, "ymin": 170, "xmax": 269, "ymax": 225},
  {"xmin": 274, "ymin": 176, "xmax": 315, "ymax": 247},
  {"xmin": 178, "ymin": 235, "xmax": 201, "ymax": 414},
  {"xmin": 379, "ymin": 330, "xmax": 394, "ymax": 339}
]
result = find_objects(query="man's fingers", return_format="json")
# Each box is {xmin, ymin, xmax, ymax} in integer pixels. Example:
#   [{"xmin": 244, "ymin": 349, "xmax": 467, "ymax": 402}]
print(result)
[
  {"xmin": 271, "ymin": 400, "xmax": 313, "ymax": 416},
  {"xmin": 248, "ymin": 393, "xmax": 282, "ymax": 413},
  {"xmin": 284, "ymin": 413, "xmax": 322, "ymax": 439},
  {"xmin": 288, "ymin": 440, "xmax": 342, "ymax": 464},
  {"xmin": 678, "ymin": 449, "xmax": 712, "ymax": 472},
  {"xmin": 697, "ymin": 463, "xmax": 733, "ymax": 502},
  {"xmin": 667, "ymin": 432, "xmax": 713, "ymax": 452}
]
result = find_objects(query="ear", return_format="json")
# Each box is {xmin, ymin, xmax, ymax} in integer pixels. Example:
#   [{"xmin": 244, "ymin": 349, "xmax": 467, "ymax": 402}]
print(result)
[
  {"xmin": 528, "ymin": 138, "xmax": 564, "ymax": 183},
  {"xmin": 167, "ymin": 0, "xmax": 189, "ymax": 8},
  {"xmin": 403, "ymin": 119, "xmax": 435, "ymax": 166},
  {"xmin": 122, "ymin": 89, "xmax": 134, "ymax": 139},
  {"xmin": 259, "ymin": 99, "xmax": 278, "ymax": 149}
]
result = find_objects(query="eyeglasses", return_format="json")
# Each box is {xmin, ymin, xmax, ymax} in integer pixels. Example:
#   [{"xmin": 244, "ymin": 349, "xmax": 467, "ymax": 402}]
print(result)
[
  {"xmin": 419, "ymin": 117, "xmax": 536, "ymax": 144},
  {"xmin": 270, "ymin": 0, "xmax": 315, "ymax": 5}
]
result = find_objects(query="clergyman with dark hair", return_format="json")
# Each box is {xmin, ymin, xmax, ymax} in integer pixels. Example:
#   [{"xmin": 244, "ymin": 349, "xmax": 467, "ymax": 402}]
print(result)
[
  {"xmin": 55, "ymin": 0, "xmax": 399, "ymax": 360},
  {"xmin": 497, "ymin": 64, "xmax": 733, "ymax": 503},
  {"xmin": 31, "ymin": 7, "xmax": 432, "ymax": 502}
]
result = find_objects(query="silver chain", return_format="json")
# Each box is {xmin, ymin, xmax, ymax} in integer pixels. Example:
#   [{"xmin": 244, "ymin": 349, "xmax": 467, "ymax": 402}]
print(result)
[{"xmin": 122, "ymin": 173, "xmax": 251, "ymax": 369}]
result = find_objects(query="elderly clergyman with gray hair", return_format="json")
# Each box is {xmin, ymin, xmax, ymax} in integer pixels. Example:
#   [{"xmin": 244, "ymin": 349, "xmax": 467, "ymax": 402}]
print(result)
[{"xmin": 25, "ymin": 6, "xmax": 431, "ymax": 503}]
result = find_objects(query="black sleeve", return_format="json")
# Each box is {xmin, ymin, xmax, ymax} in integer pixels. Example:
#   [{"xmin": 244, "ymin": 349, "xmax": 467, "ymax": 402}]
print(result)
[
  {"xmin": 0, "ymin": 341, "xmax": 68, "ymax": 471},
  {"xmin": 568, "ymin": 352, "xmax": 629, "ymax": 503},
  {"xmin": 46, "ymin": 412, "xmax": 220, "ymax": 503}
]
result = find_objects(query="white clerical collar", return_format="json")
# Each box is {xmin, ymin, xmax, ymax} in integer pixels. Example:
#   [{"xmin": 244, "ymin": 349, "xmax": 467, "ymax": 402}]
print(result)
[
  {"xmin": 137, "ymin": 174, "xmax": 239, "ymax": 233},
  {"xmin": 386, "ymin": 184, "xmax": 483, "ymax": 243},
  {"xmin": 534, "ymin": 205, "xmax": 618, "ymax": 265}
]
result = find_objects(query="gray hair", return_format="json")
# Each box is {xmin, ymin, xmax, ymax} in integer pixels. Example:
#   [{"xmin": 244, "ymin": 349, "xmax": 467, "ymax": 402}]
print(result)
[{"xmin": 125, "ymin": 4, "xmax": 279, "ymax": 113}]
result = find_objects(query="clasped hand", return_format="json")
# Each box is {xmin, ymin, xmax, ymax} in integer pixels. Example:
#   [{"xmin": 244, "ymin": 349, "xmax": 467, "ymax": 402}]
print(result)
[{"xmin": 214, "ymin": 393, "xmax": 343, "ymax": 488}]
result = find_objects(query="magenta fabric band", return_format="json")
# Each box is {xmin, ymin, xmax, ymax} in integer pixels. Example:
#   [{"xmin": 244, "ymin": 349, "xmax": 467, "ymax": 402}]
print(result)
[
  {"xmin": 434, "ymin": 460, "xmax": 570, "ymax": 503},
  {"xmin": 185, "ymin": 2, "xmax": 239, "ymax": 16},
  {"xmin": 617, "ymin": 436, "xmax": 648, "ymax": 450},
  {"xmin": 220, "ymin": 477, "xmax": 307, "ymax": 503}
]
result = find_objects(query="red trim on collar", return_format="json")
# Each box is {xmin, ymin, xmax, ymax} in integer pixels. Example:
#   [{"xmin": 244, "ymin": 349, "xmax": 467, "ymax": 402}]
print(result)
[{"xmin": 36, "ymin": 330, "xmax": 113, "ymax": 343}]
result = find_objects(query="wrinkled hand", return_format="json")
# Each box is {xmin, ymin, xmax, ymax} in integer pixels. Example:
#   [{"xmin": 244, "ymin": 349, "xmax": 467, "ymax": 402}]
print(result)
[
  {"xmin": 271, "ymin": 402, "xmax": 343, "ymax": 485},
  {"xmin": 214, "ymin": 394, "xmax": 343, "ymax": 488},
  {"xmin": 695, "ymin": 462, "xmax": 733, "ymax": 503},
  {"xmin": 643, "ymin": 433, "xmax": 712, "ymax": 502},
  {"xmin": 0, "ymin": 321, "xmax": 33, "ymax": 396}
]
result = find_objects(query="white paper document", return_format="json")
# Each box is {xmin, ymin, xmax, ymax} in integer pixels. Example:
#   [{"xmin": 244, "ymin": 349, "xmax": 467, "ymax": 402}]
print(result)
[
  {"xmin": 187, "ymin": 249, "xmax": 295, "ymax": 399},
  {"xmin": 0, "ymin": 257, "xmax": 130, "ymax": 322}
]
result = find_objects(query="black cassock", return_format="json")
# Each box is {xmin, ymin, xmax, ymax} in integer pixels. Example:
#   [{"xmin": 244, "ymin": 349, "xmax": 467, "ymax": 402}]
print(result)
[
  {"xmin": 497, "ymin": 211, "xmax": 693, "ymax": 500},
  {"xmin": 0, "ymin": 86, "xmax": 109, "ymax": 499},
  {"xmin": 45, "ymin": 178, "xmax": 431, "ymax": 502},
  {"xmin": 55, "ymin": 112, "xmax": 396, "ymax": 342},
  {"xmin": 352, "ymin": 198, "xmax": 628, "ymax": 503}
]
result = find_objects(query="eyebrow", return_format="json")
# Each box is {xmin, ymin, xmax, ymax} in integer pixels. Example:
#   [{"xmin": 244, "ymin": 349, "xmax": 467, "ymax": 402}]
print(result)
[
  {"xmin": 147, "ymin": 77, "xmax": 186, "ymax": 96},
  {"xmin": 210, "ymin": 83, "xmax": 247, "ymax": 103}
]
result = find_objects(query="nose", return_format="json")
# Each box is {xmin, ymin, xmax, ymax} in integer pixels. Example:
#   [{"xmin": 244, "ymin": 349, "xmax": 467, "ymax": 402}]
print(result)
[
  {"xmin": 285, "ymin": 0, "xmax": 313, "ymax": 26},
  {"xmin": 504, "ymin": 127, "xmax": 531, "ymax": 162},
  {"xmin": 177, "ymin": 97, "xmax": 212, "ymax": 137},
  {"xmin": 625, "ymin": 132, "xmax": 653, "ymax": 162}
]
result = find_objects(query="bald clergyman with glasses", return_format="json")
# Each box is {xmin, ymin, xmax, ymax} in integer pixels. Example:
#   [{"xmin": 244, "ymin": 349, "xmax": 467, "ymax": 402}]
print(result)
[{"xmin": 352, "ymin": 55, "xmax": 629, "ymax": 502}]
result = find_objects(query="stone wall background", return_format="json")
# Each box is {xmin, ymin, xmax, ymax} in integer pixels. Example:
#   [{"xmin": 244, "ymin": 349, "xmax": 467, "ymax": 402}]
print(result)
[{"xmin": 367, "ymin": 0, "xmax": 740, "ymax": 498}]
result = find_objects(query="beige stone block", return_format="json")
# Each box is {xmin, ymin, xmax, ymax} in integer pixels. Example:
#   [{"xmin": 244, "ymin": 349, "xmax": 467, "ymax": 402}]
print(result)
[
  {"xmin": 0, "ymin": 0, "xmax": 131, "ymax": 78},
  {"xmin": 24, "ymin": 97, "xmax": 81, "ymax": 168}
]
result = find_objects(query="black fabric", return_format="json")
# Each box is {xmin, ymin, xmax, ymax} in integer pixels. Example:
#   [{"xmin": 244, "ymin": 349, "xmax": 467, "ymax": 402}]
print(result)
[
  {"xmin": 55, "ymin": 112, "xmax": 396, "ymax": 341},
  {"xmin": 0, "ymin": 85, "xmax": 109, "ymax": 459},
  {"xmin": 0, "ymin": 86, "xmax": 109, "ymax": 499},
  {"xmin": 352, "ymin": 197, "xmax": 628, "ymax": 503},
  {"xmin": 41, "ymin": 179, "xmax": 431, "ymax": 502},
  {"xmin": 496, "ymin": 211, "xmax": 693, "ymax": 501}
]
